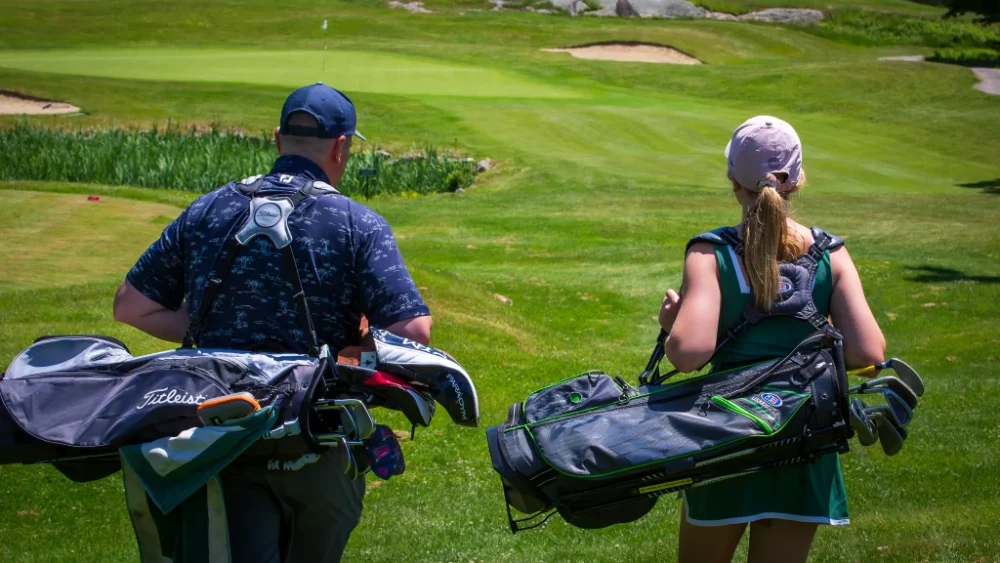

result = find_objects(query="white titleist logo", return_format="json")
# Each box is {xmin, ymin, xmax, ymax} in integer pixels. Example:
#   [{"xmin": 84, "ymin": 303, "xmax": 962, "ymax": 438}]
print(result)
[
  {"xmin": 137, "ymin": 388, "xmax": 208, "ymax": 410},
  {"xmin": 446, "ymin": 374, "xmax": 468, "ymax": 420}
]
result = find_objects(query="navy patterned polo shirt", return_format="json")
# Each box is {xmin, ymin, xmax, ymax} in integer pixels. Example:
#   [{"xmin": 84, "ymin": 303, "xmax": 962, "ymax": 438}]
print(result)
[{"xmin": 126, "ymin": 155, "xmax": 430, "ymax": 353}]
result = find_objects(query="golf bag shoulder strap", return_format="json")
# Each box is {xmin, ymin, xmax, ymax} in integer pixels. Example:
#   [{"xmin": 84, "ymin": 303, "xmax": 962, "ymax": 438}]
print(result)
[
  {"xmin": 182, "ymin": 177, "xmax": 333, "ymax": 355},
  {"xmin": 686, "ymin": 227, "xmax": 741, "ymax": 254},
  {"xmin": 698, "ymin": 228, "xmax": 844, "ymax": 370}
]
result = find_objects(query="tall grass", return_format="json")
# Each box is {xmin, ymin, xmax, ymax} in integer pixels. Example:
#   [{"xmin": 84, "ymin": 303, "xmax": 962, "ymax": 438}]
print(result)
[{"xmin": 0, "ymin": 122, "xmax": 477, "ymax": 197}]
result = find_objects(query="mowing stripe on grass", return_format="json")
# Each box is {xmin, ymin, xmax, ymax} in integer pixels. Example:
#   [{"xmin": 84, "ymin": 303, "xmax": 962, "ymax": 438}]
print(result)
[{"xmin": 0, "ymin": 49, "xmax": 580, "ymax": 100}]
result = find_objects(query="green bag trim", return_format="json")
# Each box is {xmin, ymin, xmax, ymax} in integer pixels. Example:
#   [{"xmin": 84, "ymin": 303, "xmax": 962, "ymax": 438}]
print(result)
[
  {"xmin": 760, "ymin": 385, "xmax": 811, "ymax": 398},
  {"xmin": 736, "ymin": 397, "xmax": 775, "ymax": 420},
  {"xmin": 710, "ymin": 396, "xmax": 773, "ymax": 435}
]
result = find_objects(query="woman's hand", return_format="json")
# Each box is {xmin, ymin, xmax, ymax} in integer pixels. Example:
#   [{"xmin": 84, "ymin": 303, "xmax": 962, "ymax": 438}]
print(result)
[{"xmin": 658, "ymin": 289, "xmax": 681, "ymax": 333}]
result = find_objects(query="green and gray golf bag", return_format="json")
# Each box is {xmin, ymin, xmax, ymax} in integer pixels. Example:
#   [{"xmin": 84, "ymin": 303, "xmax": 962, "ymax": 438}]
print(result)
[{"xmin": 486, "ymin": 228, "xmax": 854, "ymax": 532}]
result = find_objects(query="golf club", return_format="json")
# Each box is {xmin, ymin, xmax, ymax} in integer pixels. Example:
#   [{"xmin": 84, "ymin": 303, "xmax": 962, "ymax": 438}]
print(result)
[
  {"xmin": 850, "ymin": 397, "xmax": 878, "ymax": 446},
  {"xmin": 335, "ymin": 398, "xmax": 376, "ymax": 440},
  {"xmin": 313, "ymin": 398, "xmax": 376, "ymax": 440},
  {"xmin": 846, "ymin": 358, "xmax": 925, "ymax": 397},
  {"xmin": 868, "ymin": 411, "xmax": 905, "ymax": 456},
  {"xmin": 849, "ymin": 376, "xmax": 919, "ymax": 409},
  {"xmin": 863, "ymin": 405, "xmax": 909, "ymax": 435},
  {"xmin": 858, "ymin": 388, "xmax": 914, "ymax": 426}
]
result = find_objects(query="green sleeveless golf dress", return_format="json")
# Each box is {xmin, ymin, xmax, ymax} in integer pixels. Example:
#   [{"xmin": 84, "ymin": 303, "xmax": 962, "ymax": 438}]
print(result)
[{"xmin": 682, "ymin": 228, "xmax": 850, "ymax": 527}]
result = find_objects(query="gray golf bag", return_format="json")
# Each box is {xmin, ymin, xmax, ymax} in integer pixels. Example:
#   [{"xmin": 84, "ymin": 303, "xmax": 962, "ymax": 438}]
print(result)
[
  {"xmin": 0, "ymin": 328, "xmax": 479, "ymax": 482},
  {"xmin": 487, "ymin": 228, "xmax": 855, "ymax": 532}
]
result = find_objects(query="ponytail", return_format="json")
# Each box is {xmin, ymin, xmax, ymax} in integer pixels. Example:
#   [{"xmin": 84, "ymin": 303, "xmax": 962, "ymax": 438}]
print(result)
[{"xmin": 742, "ymin": 182, "xmax": 802, "ymax": 311}]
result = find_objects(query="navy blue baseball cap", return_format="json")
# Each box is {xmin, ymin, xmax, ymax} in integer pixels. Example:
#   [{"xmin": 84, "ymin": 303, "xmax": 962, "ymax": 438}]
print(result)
[{"xmin": 279, "ymin": 82, "xmax": 366, "ymax": 140}]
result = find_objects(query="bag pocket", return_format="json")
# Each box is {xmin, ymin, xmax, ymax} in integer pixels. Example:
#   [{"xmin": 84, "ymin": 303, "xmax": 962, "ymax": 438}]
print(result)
[
  {"xmin": 523, "ymin": 371, "xmax": 624, "ymax": 423},
  {"xmin": 709, "ymin": 396, "xmax": 773, "ymax": 435}
]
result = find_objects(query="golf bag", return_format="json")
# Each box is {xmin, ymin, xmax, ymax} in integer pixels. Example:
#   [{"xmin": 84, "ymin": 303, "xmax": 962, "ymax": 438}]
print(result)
[
  {"xmin": 487, "ymin": 228, "xmax": 854, "ymax": 532},
  {"xmin": 0, "ymin": 329, "xmax": 478, "ymax": 482},
  {"xmin": 0, "ymin": 176, "xmax": 479, "ymax": 481}
]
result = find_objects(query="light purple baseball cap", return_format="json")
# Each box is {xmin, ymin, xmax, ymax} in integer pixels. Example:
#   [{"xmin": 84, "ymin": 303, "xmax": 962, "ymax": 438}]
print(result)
[{"xmin": 725, "ymin": 116, "xmax": 803, "ymax": 192}]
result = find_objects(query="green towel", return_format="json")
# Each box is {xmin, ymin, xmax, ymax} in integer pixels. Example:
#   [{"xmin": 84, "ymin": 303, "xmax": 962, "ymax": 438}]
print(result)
[
  {"xmin": 121, "ymin": 407, "xmax": 279, "ymax": 563},
  {"xmin": 121, "ymin": 407, "xmax": 277, "ymax": 514}
]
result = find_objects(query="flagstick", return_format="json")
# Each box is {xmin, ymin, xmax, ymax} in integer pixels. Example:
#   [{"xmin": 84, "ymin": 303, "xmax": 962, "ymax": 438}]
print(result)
[{"xmin": 321, "ymin": 19, "xmax": 329, "ymax": 73}]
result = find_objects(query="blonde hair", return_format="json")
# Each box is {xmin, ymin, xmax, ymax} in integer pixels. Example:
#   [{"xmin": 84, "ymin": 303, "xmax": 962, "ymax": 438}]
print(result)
[{"xmin": 741, "ymin": 171, "xmax": 806, "ymax": 311}]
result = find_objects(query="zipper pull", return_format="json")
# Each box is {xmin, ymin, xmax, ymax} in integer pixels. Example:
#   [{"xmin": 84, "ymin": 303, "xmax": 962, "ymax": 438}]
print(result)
[{"xmin": 696, "ymin": 395, "xmax": 712, "ymax": 415}]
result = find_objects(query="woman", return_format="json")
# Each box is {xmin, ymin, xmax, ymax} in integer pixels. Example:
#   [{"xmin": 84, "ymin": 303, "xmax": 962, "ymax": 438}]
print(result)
[{"xmin": 658, "ymin": 116, "xmax": 886, "ymax": 563}]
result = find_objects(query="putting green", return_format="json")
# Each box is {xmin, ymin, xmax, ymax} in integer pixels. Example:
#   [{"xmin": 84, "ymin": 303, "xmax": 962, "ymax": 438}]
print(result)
[{"xmin": 0, "ymin": 49, "xmax": 579, "ymax": 100}]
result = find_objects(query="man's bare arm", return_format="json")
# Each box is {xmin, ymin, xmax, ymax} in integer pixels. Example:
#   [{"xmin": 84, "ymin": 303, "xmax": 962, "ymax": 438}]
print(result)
[
  {"xmin": 113, "ymin": 280, "xmax": 191, "ymax": 343},
  {"xmin": 384, "ymin": 315, "xmax": 432, "ymax": 345}
]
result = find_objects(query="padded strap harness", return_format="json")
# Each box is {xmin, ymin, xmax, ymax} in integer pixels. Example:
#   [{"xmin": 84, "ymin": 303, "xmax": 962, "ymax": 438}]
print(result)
[
  {"xmin": 705, "ymin": 226, "xmax": 842, "ymax": 357},
  {"xmin": 182, "ymin": 177, "xmax": 340, "ymax": 356},
  {"xmin": 643, "ymin": 227, "xmax": 844, "ymax": 385}
]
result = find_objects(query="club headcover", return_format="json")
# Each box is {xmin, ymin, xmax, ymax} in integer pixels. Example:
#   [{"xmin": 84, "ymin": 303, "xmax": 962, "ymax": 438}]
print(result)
[
  {"xmin": 370, "ymin": 328, "xmax": 480, "ymax": 427},
  {"xmin": 365, "ymin": 424, "xmax": 405, "ymax": 480},
  {"xmin": 361, "ymin": 371, "xmax": 435, "ymax": 428}
]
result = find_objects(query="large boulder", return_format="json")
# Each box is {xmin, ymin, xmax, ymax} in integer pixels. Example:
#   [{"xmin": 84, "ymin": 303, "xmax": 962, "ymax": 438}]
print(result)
[
  {"xmin": 738, "ymin": 8, "xmax": 823, "ymax": 24},
  {"xmin": 590, "ymin": 0, "xmax": 708, "ymax": 18}
]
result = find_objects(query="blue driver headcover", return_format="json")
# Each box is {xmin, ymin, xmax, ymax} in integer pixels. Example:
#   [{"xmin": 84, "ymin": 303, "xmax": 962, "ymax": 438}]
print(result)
[{"xmin": 365, "ymin": 424, "xmax": 405, "ymax": 480}]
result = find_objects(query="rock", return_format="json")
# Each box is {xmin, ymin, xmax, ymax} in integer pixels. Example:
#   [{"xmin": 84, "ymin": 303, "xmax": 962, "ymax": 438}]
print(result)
[
  {"xmin": 491, "ymin": 0, "xmax": 504, "ymax": 10},
  {"xmin": 475, "ymin": 158, "xmax": 493, "ymax": 173},
  {"xmin": 704, "ymin": 11, "xmax": 737, "ymax": 20},
  {"xmin": 493, "ymin": 293, "xmax": 514, "ymax": 306},
  {"xmin": 536, "ymin": 8, "xmax": 554, "ymax": 13},
  {"xmin": 590, "ymin": 0, "xmax": 707, "ymax": 18},
  {"xmin": 376, "ymin": 149, "xmax": 393, "ymax": 157},
  {"xmin": 616, "ymin": 0, "xmax": 639, "ymax": 17},
  {"xmin": 578, "ymin": 0, "xmax": 823, "ymax": 22},
  {"xmin": 387, "ymin": 0, "xmax": 433, "ymax": 13},
  {"xmin": 549, "ymin": 0, "xmax": 585, "ymax": 16},
  {"xmin": 454, "ymin": 187, "xmax": 466, "ymax": 194},
  {"xmin": 738, "ymin": 8, "xmax": 823, "ymax": 24}
]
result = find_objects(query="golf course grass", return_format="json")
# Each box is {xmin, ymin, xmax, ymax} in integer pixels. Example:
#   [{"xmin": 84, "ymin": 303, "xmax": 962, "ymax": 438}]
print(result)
[{"xmin": 0, "ymin": 0, "xmax": 998, "ymax": 561}]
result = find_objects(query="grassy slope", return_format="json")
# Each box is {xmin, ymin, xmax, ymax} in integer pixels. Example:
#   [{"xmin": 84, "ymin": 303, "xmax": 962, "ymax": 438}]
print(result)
[{"xmin": 1, "ymin": 0, "xmax": 999, "ymax": 561}]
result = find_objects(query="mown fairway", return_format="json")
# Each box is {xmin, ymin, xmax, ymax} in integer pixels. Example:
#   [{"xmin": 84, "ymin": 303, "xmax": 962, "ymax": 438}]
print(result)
[{"xmin": 1, "ymin": 0, "xmax": 999, "ymax": 561}]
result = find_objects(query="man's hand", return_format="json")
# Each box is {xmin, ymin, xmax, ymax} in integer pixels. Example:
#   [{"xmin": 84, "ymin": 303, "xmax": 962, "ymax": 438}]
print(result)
[
  {"xmin": 658, "ymin": 289, "xmax": 681, "ymax": 333},
  {"xmin": 113, "ymin": 280, "xmax": 191, "ymax": 343}
]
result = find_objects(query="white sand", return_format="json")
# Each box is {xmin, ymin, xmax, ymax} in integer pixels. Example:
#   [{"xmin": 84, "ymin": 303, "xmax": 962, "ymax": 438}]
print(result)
[
  {"xmin": 0, "ymin": 93, "xmax": 80, "ymax": 115},
  {"xmin": 543, "ymin": 43, "xmax": 702, "ymax": 65}
]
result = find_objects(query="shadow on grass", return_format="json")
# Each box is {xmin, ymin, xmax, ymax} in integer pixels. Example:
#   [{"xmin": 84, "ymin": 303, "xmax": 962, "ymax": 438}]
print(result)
[
  {"xmin": 958, "ymin": 178, "xmax": 1000, "ymax": 195},
  {"xmin": 905, "ymin": 266, "xmax": 1000, "ymax": 284}
]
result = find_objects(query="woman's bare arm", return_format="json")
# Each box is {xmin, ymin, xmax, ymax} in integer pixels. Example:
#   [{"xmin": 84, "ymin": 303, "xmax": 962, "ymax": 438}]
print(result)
[
  {"xmin": 663, "ymin": 243, "xmax": 722, "ymax": 372},
  {"xmin": 828, "ymin": 246, "xmax": 886, "ymax": 369}
]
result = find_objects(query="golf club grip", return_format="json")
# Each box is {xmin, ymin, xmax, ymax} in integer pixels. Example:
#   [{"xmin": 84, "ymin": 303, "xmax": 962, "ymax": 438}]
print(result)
[{"xmin": 846, "ymin": 365, "xmax": 879, "ymax": 377}]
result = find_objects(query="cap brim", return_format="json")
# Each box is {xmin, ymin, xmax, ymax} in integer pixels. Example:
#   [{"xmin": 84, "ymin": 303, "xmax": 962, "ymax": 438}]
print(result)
[{"xmin": 352, "ymin": 130, "xmax": 367, "ymax": 141}]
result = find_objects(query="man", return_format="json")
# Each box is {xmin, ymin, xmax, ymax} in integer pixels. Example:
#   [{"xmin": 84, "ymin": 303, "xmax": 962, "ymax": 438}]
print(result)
[{"xmin": 113, "ymin": 82, "xmax": 432, "ymax": 562}]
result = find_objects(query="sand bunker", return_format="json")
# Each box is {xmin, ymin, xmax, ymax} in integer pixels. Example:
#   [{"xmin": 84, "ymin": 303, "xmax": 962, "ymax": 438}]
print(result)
[
  {"xmin": 0, "ymin": 91, "xmax": 80, "ymax": 115},
  {"xmin": 543, "ymin": 42, "xmax": 702, "ymax": 65}
]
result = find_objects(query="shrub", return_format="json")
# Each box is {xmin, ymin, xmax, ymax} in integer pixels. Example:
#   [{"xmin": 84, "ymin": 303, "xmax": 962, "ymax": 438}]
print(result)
[
  {"xmin": 811, "ymin": 9, "xmax": 1000, "ymax": 49},
  {"xmin": 0, "ymin": 122, "xmax": 478, "ymax": 198},
  {"xmin": 928, "ymin": 47, "xmax": 1000, "ymax": 66}
]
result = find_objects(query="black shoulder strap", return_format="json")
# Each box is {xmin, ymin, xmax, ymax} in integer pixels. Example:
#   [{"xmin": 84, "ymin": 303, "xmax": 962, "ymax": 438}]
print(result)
[
  {"xmin": 677, "ymin": 227, "xmax": 839, "ymax": 376},
  {"xmin": 686, "ymin": 227, "xmax": 741, "ymax": 254},
  {"xmin": 182, "ymin": 178, "xmax": 326, "ymax": 355}
]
